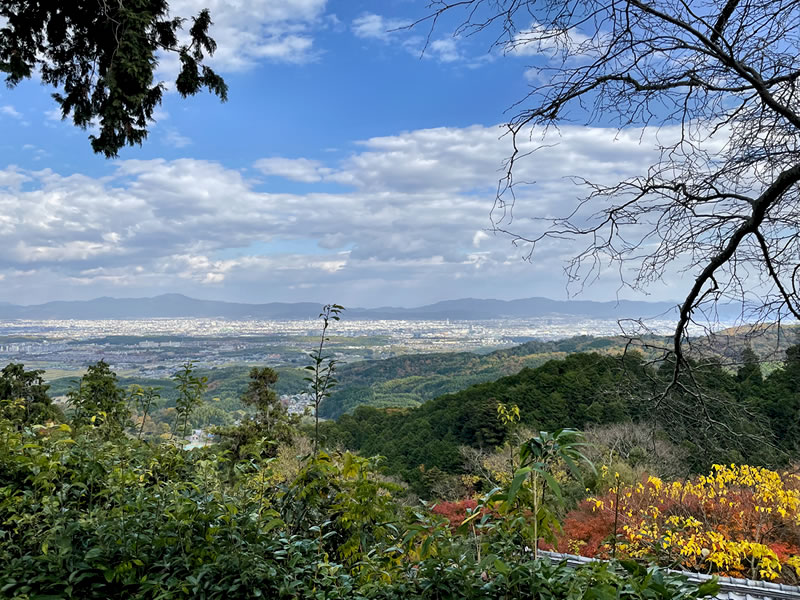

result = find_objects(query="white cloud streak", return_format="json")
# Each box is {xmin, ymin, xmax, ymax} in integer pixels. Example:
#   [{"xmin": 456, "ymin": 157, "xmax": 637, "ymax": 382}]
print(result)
[
  {"xmin": 0, "ymin": 105, "xmax": 22, "ymax": 119},
  {"xmin": 254, "ymin": 158, "xmax": 331, "ymax": 183},
  {"xmin": 164, "ymin": 129, "xmax": 192, "ymax": 149},
  {"xmin": 351, "ymin": 12, "xmax": 467, "ymax": 65},
  {"xmin": 352, "ymin": 13, "xmax": 410, "ymax": 41}
]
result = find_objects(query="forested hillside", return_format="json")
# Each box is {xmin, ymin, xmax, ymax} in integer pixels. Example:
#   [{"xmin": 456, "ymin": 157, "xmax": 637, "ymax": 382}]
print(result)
[
  {"xmin": 324, "ymin": 347, "xmax": 799, "ymax": 498},
  {"xmin": 321, "ymin": 327, "xmax": 799, "ymax": 418},
  {"xmin": 320, "ymin": 335, "xmax": 655, "ymax": 418}
]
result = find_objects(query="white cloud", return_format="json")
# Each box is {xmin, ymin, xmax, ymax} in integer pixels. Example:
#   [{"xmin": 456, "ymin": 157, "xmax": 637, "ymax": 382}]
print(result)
[
  {"xmin": 152, "ymin": 107, "xmax": 170, "ymax": 122},
  {"xmin": 166, "ymin": 0, "xmax": 328, "ymax": 71},
  {"xmin": 164, "ymin": 129, "xmax": 192, "ymax": 149},
  {"xmin": 427, "ymin": 38, "xmax": 462, "ymax": 63},
  {"xmin": 254, "ymin": 157, "xmax": 330, "ymax": 183},
  {"xmin": 352, "ymin": 13, "xmax": 409, "ymax": 41},
  {"xmin": 505, "ymin": 22, "xmax": 591, "ymax": 57},
  {"xmin": 0, "ymin": 104, "xmax": 29, "ymax": 126},
  {"xmin": 352, "ymin": 13, "xmax": 468, "ymax": 65},
  {"xmin": 12, "ymin": 240, "xmax": 122, "ymax": 263},
  {"xmin": 473, "ymin": 231, "xmax": 489, "ymax": 247},
  {"xmin": 0, "ymin": 167, "xmax": 29, "ymax": 191},
  {"xmin": 0, "ymin": 105, "xmax": 22, "ymax": 119}
]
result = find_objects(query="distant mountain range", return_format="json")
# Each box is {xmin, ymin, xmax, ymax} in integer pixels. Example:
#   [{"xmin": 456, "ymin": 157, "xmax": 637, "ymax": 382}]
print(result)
[{"xmin": 0, "ymin": 293, "xmax": 692, "ymax": 321}]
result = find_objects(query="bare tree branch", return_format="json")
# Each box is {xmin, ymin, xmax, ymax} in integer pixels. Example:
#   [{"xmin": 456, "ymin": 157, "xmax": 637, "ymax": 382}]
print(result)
[{"xmin": 415, "ymin": 0, "xmax": 800, "ymax": 433}]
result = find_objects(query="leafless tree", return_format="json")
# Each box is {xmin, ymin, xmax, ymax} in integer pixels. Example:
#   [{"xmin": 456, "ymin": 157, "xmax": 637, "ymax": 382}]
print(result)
[
  {"xmin": 415, "ymin": 0, "xmax": 800, "ymax": 398},
  {"xmin": 583, "ymin": 422, "xmax": 690, "ymax": 479}
]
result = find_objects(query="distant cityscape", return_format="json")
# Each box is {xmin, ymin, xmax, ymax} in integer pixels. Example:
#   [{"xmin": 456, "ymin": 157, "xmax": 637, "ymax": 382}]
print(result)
[{"xmin": 0, "ymin": 316, "xmax": 681, "ymax": 380}]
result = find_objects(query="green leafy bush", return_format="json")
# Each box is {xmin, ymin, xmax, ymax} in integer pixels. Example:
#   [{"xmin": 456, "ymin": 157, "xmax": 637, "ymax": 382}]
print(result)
[{"xmin": 0, "ymin": 418, "xmax": 718, "ymax": 599}]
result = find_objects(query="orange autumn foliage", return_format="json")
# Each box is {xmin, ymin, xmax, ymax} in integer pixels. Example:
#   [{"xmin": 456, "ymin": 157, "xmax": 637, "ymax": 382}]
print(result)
[{"xmin": 431, "ymin": 499, "xmax": 480, "ymax": 529}]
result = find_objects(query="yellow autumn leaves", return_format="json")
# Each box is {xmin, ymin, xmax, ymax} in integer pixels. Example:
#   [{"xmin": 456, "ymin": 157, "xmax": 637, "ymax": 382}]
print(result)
[{"xmin": 585, "ymin": 464, "xmax": 800, "ymax": 582}]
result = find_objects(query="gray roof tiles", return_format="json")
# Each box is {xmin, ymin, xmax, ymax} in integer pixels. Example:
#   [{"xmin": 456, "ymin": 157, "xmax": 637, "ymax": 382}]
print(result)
[{"xmin": 540, "ymin": 551, "xmax": 800, "ymax": 600}]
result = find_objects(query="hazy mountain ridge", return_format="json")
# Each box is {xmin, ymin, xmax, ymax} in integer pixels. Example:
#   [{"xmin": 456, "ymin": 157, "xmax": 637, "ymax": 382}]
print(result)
[{"xmin": 0, "ymin": 294, "xmax": 685, "ymax": 321}]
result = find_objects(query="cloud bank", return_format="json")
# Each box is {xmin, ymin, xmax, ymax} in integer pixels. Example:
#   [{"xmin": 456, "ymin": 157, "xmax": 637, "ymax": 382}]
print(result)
[{"xmin": 0, "ymin": 124, "xmax": 678, "ymax": 305}]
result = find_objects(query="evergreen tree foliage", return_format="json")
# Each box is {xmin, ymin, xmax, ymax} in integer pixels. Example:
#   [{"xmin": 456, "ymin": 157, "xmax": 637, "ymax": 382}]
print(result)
[
  {"xmin": 0, "ymin": 363, "xmax": 62, "ymax": 427},
  {"xmin": 67, "ymin": 360, "xmax": 130, "ymax": 437},
  {"xmin": 754, "ymin": 344, "xmax": 800, "ymax": 455},
  {"xmin": 0, "ymin": 1, "xmax": 227, "ymax": 157},
  {"xmin": 172, "ymin": 361, "xmax": 208, "ymax": 439},
  {"xmin": 737, "ymin": 347, "xmax": 763, "ymax": 387},
  {"xmin": 242, "ymin": 367, "xmax": 281, "ymax": 431},
  {"xmin": 324, "ymin": 350, "xmax": 790, "ymax": 497},
  {"xmin": 215, "ymin": 366, "xmax": 296, "ymax": 464}
]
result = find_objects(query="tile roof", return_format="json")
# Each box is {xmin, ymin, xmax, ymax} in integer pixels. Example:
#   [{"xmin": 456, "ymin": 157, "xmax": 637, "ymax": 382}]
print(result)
[{"xmin": 540, "ymin": 551, "xmax": 800, "ymax": 600}]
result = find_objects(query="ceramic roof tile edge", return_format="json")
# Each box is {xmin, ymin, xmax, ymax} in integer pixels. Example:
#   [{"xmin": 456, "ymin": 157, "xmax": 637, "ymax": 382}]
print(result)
[{"xmin": 539, "ymin": 550, "xmax": 800, "ymax": 600}]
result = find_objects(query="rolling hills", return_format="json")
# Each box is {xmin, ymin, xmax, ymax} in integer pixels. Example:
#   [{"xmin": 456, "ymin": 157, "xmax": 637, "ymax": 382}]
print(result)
[{"xmin": 0, "ymin": 294, "xmax": 685, "ymax": 320}]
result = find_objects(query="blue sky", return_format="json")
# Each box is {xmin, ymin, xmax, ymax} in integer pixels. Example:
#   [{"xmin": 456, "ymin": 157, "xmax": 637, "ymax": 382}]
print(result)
[{"xmin": 0, "ymin": 0, "xmax": 687, "ymax": 307}]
